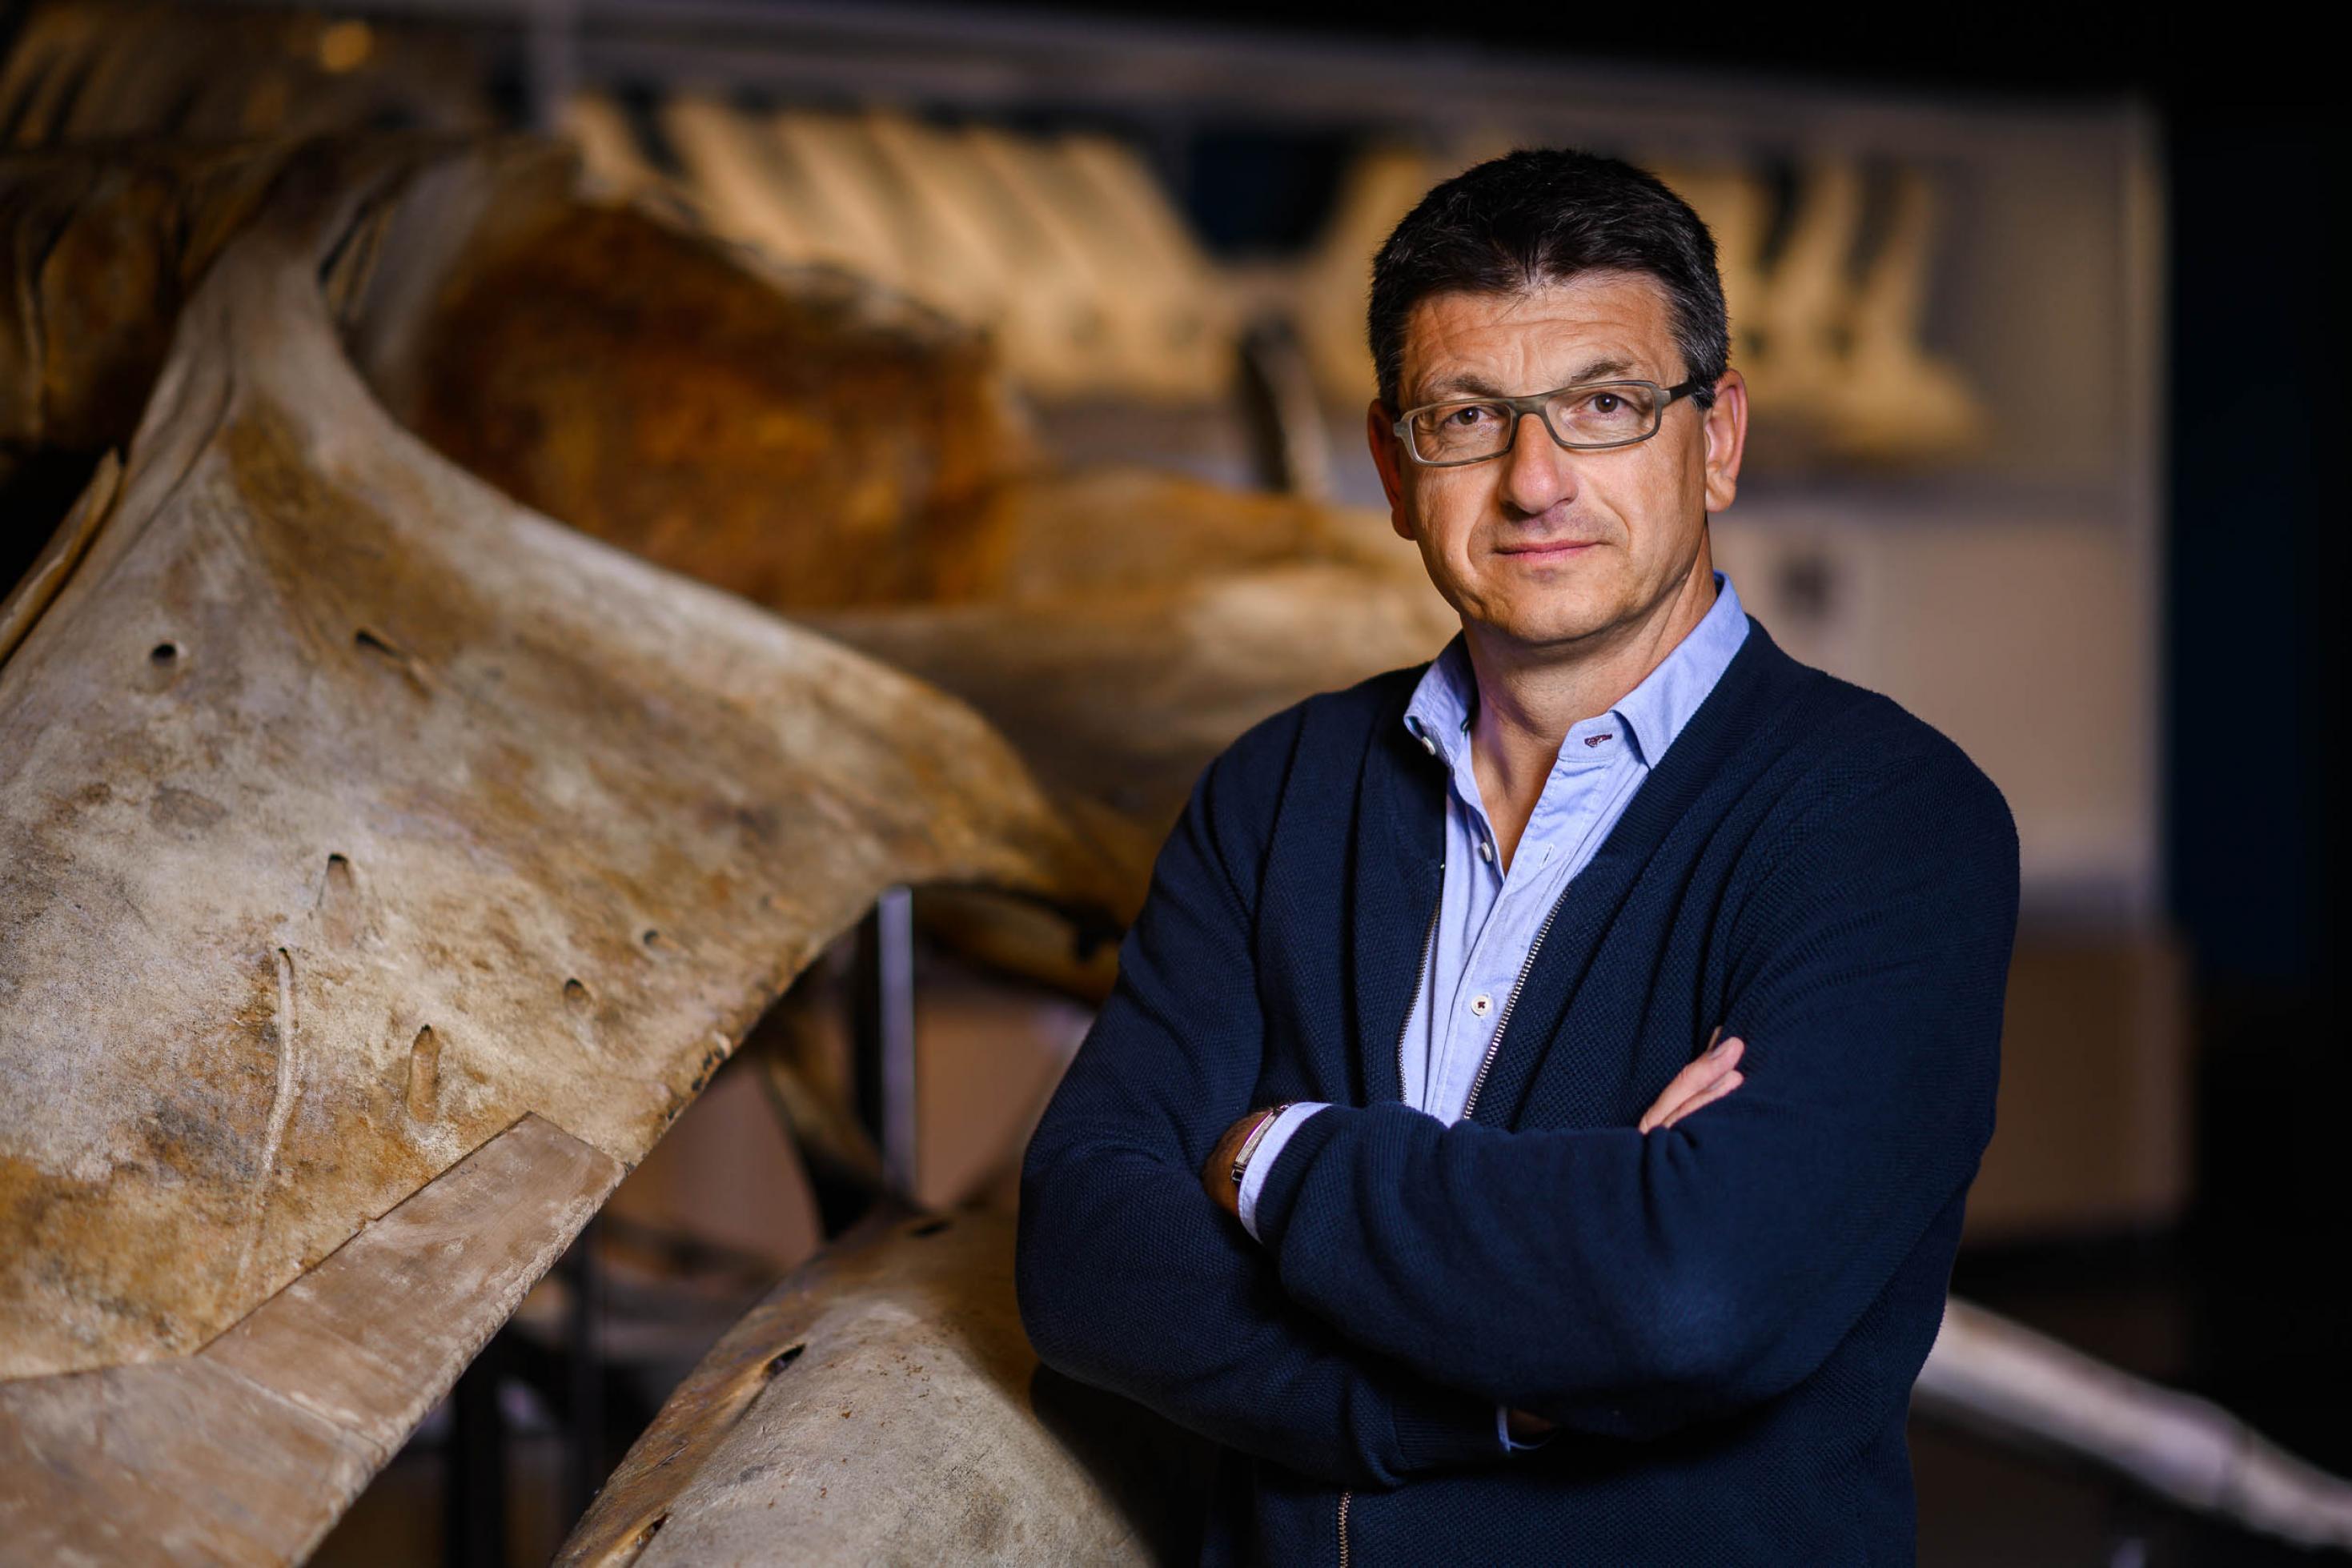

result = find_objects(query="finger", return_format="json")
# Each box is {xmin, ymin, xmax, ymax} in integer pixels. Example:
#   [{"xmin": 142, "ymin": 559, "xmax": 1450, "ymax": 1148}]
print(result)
[
  {"xmin": 1660, "ymin": 1069, "xmax": 1744, "ymax": 1128},
  {"xmin": 1664, "ymin": 1034, "xmax": 1744, "ymax": 1097},
  {"xmin": 1639, "ymin": 1038, "xmax": 1744, "ymax": 1132},
  {"xmin": 1637, "ymin": 1037, "xmax": 1744, "ymax": 1132},
  {"xmin": 1659, "ymin": 1070, "xmax": 1743, "ymax": 1130},
  {"xmin": 1663, "ymin": 1070, "xmax": 1741, "ymax": 1126}
]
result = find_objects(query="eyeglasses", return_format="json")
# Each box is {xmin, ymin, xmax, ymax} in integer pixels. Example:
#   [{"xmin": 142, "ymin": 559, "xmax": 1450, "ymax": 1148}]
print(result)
[{"xmin": 1392, "ymin": 377, "xmax": 1708, "ymax": 467}]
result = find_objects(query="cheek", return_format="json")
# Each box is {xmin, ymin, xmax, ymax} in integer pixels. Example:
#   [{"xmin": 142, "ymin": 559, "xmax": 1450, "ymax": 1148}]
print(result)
[
  {"xmin": 1613, "ymin": 455, "xmax": 1695, "ymax": 551},
  {"xmin": 1407, "ymin": 476, "xmax": 1491, "ymax": 567}
]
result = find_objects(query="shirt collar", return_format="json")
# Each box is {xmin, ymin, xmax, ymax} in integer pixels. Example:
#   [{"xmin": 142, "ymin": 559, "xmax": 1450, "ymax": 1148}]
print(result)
[{"xmin": 1403, "ymin": 569, "xmax": 1749, "ymax": 772}]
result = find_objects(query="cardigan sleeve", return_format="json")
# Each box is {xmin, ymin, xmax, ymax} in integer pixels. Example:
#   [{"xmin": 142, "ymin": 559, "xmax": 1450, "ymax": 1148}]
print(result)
[
  {"xmin": 1245, "ymin": 740, "xmax": 2019, "ymax": 1442},
  {"xmin": 1013, "ymin": 702, "xmax": 1507, "ymax": 1489}
]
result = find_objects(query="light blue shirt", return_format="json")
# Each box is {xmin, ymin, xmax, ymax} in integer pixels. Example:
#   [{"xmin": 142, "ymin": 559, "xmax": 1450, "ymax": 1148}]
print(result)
[{"xmin": 1234, "ymin": 569, "xmax": 1751, "ymax": 1451}]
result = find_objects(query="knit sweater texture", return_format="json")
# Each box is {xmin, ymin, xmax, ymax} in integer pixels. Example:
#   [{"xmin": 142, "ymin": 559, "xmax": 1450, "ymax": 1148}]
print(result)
[{"xmin": 1014, "ymin": 612, "xmax": 2021, "ymax": 1566}]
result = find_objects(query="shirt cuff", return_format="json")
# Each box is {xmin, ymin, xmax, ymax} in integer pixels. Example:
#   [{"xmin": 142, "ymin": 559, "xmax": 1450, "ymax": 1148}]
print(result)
[
  {"xmin": 1234, "ymin": 1101, "xmax": 1329, "ymax": 1242},
  {"xmin": 1497, "ymin": 1402, "xmax": 1554, "ymax": 1452}
]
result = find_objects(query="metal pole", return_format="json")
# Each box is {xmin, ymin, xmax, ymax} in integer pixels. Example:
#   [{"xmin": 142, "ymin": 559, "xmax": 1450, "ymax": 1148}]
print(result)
[{"xmin": 851, "ymin": 886, "xmax": 919, "ymax": 1198}]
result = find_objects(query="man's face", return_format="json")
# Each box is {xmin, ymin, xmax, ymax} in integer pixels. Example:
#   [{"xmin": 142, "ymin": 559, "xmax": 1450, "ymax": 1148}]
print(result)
[{"xmin": 1368, "ymin": 271, "xmax": 1745, "ymax": 653}]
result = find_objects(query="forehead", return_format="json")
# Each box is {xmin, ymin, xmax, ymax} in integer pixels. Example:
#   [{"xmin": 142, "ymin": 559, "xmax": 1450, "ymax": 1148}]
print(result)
[{"xmin": 1397, "ymin": 271, "xmax": 1676, "ymax": 403}]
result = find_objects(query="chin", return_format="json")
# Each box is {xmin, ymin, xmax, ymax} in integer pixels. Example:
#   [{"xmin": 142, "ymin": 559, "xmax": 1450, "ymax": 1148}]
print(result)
[
  {"xmin": 1469, "ymin": 582, "xmax": 1624, "ymax": 648},
  {"xmin": 1477, "ymin": 604, "xmax": 1614, "ymax": 650}
]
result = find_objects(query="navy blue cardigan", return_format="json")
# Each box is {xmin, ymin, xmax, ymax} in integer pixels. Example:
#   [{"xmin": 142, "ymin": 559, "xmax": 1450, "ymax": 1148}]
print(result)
[{"xmin": 1016, "ymin": 616, "xmax": 2020, "ymax": 1566}]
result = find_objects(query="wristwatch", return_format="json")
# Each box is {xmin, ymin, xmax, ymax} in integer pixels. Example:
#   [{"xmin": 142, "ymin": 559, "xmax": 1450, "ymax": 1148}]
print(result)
[{"xmin": 1229, "ymin": 1103, "xmax": 1293, "ymax": 1187}]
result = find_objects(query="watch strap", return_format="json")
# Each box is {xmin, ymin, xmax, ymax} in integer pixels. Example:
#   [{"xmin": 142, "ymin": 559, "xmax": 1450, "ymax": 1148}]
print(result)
[{"xmin": 1229, "ymin": 1102, "xmax": 1292, "ymax": 1186}]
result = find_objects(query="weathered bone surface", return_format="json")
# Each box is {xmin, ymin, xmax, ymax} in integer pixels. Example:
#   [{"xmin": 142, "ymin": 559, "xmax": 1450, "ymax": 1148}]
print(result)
[
  {"xmin": 349, "ymin": 152, "xmax": 1036, "ymax": 616},
  {"xmin": 0, "ymin": 143, "xmax": 301, "ymax": 455},
  {"xmin": 0, "ymin": 1115, "xmax": 620, "ymax": 1566},
  {"xmin": 343, "ymin": 175, "xmax": 1454, "ymax": 856},
  {"xmin": 336, "ymin": 146, "xmax": 1456, "ymax": 902},
  {"xmin": 0, "ymin": 142, "xmax": 319, "ymax": 589},
  {"xmin": 556, "ymin": 1204, "xmax": 1214, "ymax": 1567},
  {"xmin": 0, "ymin": 138, "xmax": 1121, "ymax": 1389},
  {"xmin": 809, "ymin": 548, "xmax": 1457, "ymax": 836}
]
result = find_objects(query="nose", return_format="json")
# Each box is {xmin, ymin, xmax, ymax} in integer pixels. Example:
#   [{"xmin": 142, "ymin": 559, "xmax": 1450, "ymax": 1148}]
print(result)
[{"xmin": 1495, "ymin": 409, "xmax": 1578, "ymax": 517}]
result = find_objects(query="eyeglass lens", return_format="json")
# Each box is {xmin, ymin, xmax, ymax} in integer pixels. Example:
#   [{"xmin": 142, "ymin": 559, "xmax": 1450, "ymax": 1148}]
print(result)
[{"xmin": 1409, "ymin": 382, "xmax": 1664, "ymax": 462}]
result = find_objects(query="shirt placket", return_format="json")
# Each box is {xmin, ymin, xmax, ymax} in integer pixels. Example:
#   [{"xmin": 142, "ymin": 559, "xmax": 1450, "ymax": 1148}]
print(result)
[
  {"xmin": 1429, "ymin": 739, "xmax": 1632, "ymax": 1121},
  {"xmin": 1427, "ymin": 780, "xmax": 1505, "ymax": 1117}
]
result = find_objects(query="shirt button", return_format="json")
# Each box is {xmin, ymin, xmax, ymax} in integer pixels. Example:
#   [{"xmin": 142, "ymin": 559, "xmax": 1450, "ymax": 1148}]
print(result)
[
  {"xmin": 1419, "ymin": 731, "xmax": 1438, "ymax": 756},
  {"xmin": 1477, "ymin": 838, "xmax": 1495, "ymax": 863},
  {"xmin": 1470, "ymin": 994, "xmax": 1493, "ymax": 1017}
]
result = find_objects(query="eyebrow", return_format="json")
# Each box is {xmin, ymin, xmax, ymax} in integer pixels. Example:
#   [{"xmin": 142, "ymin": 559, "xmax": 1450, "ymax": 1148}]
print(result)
[{"xmin": 1416, "ymin": 356, "xmax": 1640, "ymax": 403}]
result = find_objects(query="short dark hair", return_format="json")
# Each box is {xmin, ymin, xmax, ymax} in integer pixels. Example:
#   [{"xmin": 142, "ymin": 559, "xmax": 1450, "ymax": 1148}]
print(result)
[{"xmin": 1367, "ymin": 148, "xmax": 1728, "ymax": 414}]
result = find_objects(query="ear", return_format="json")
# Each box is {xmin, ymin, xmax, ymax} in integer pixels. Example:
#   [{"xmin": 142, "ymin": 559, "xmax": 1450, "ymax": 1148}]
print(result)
[
  {"xmin": 1701, "ymin": 369, "xmax": 1748, "ymax": 515},
  {"xmin": 1366, "ymin": 400, "xmax": 1413, "ymax": 539}
]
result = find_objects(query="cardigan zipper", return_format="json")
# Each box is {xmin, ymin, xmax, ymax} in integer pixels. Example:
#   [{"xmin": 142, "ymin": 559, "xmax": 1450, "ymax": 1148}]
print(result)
[
  {"xmin": 1459, "ymin": 877, "xmax": 1571, "ymax": 1122},
  {"xmin": 1342, "ymin": 774, "xmax": 1578, "ymax": 1561},
  {"xmin": 1339, "ymin": 879, "xmax": 1566, "ymax": 1563},
  {"xmin": 1342, "ymin": 872, "xmax": 1442, "ymax": 1568}
]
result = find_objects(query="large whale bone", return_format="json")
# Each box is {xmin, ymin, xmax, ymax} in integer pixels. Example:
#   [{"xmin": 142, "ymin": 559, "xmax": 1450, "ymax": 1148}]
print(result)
[
  {"xmin": 0, "ymin": 139, "xmax": 318, "ymax": 587},
  {"xmin": 555, "ymin": 1203, "xmax": 1214, "ymax": 1567},
  {"xmin": 0, "ymin": 134, "xmax": 1123, "ymax": 1558},
  {"xmin": 1917, "ymin": 1297, "xmax": 2352, "ymax": 1551},
  {"xmin": 335, "ymin": 146, "xmax": 1454, "ymax": 944}
]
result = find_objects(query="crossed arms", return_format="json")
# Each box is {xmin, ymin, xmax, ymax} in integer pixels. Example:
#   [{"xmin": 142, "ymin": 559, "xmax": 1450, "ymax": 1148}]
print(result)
[{"xmin": 1013, "ymin": 706, "xmax": 2018, "ymax": 1485}]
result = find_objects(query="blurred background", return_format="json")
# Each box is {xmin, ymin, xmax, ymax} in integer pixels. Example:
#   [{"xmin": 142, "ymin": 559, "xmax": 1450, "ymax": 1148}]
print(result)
[{"xmin": 2, "ymin": 2, "xmax": 2338, "ymax": 1562}]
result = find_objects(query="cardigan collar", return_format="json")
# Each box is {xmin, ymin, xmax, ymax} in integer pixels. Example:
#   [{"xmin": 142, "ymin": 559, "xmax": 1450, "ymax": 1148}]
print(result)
[{"xmin": 1350, "ymin": 611, "xmax": 1796, "ymax": 1111}]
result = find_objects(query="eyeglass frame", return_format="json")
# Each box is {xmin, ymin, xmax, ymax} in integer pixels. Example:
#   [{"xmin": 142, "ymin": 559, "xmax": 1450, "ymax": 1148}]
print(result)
[{"xmin": 1389, "ymin": 375, "xmax": 1712, "ymax": 467}]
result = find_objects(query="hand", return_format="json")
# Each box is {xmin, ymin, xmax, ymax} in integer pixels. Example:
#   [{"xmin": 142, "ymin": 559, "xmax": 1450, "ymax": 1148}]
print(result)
[
  {"xmin": 1202, "ymin": 1106, "xmax": 1281, "ymax": 1219},
  {"xmin": 1639, "ymin": 1025, "xmax": 1744, "ymax": 1133}
]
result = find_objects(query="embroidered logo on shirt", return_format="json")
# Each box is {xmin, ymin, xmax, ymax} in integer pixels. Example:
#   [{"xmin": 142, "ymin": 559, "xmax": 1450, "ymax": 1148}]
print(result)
[{"xmin": 1584, "ymin": 732, "xmax": 1615, "ymax": 748}]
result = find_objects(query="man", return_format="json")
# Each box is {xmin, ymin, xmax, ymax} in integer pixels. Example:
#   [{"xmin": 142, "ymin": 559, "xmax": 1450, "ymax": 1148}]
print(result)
[{"xmin": 1015, "ymin": 148, "xmax": 2017, "ymax": 1565}]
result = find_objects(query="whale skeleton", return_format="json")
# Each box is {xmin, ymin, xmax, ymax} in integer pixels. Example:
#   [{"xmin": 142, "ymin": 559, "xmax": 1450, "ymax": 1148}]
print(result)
[
  {"xmin": 0, "ymin": 128, "xmax": 2341, "ymax": 1562},
  {"xmin": 0, "ymin": 137, "xmax": 1123, "ymax": 1562}
]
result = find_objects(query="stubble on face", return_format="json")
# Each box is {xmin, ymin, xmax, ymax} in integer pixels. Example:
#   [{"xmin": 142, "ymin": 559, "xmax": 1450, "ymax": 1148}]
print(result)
[{"xmin": 1386, "ymin": 273, "xmax": 1714, "ymax": 661}]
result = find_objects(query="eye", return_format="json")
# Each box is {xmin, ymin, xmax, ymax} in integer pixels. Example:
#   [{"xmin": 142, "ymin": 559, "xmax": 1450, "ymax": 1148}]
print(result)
[
  {"xmin": 1446, "ymin": 404, "xmax": 1495, "ymax": 427},
  {"xmin": 1591, "ymin": 393, "xmax": 1623, "ymax": 414}
]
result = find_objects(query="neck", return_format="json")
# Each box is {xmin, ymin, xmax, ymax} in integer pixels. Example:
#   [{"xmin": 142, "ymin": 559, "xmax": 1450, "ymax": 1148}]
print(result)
[{"xmin": 1457, "ymin": 541, "xmax": 1718, "ymax": 862}]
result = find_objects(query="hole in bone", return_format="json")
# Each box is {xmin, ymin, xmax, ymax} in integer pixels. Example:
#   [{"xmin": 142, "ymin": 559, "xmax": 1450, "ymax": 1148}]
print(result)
[
  {"xmin": 564, "ymin": 977, "xmax": 590, "ymax": 1007},
  {"xmin": 318, "ymin": 854, "xmax": 363, "ymax": 940},
  {"xmin": 149, "ymin": 643, "xmax": 179, "ymax": 664},
  {"xmin": 765, "ymin": 1343, "xmax": 805, "ymax": 1378},
  {"xmin": 405, "ymin": 1025, "xmax": 440, "ymax": 1119}
]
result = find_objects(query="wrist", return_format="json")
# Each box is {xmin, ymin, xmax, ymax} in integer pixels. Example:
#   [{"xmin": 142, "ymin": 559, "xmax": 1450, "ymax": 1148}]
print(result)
[{"xmin": 1228, "ymin": 1103, "xmax": 1291, "ymax": 1187}]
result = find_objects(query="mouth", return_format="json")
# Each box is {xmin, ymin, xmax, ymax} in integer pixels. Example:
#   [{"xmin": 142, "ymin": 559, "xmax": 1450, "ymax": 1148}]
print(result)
[{"xmin": 1496, "ymin": 540, "xmax": 1601, "ymax": 561}]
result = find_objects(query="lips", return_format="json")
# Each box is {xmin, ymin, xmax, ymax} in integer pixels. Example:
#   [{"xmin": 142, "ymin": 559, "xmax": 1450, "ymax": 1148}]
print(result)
[{"xmin": 1498, "ymin": 540, "xmax": 1599, "ymax": 559}]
